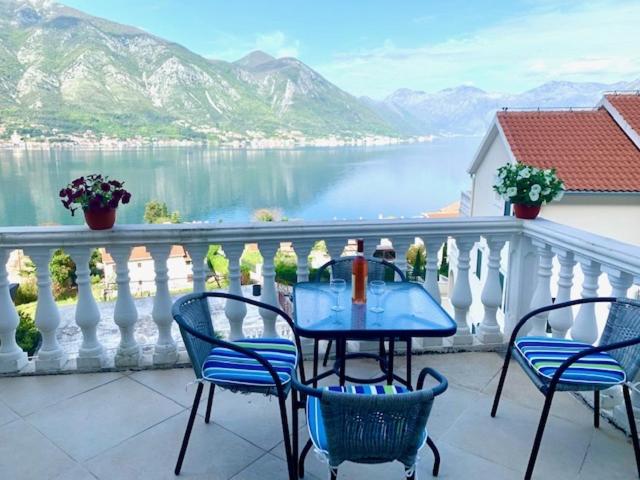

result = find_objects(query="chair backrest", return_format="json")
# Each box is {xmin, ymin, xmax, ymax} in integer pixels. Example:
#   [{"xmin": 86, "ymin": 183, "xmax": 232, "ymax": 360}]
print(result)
[
  {"xmin": 601, "ymin": 298, "xmax": 640, "ymax": 378},
  {"xmin": 172, "ymin": 294, "xmax": 218, "ymax": 379},
  {"xmin": 318, "ymin": 388, "xmax": 434, "ymax": 468},
  {"xmin": 314, "ymin": 256, "xmax": 406, "ymax": 283}
]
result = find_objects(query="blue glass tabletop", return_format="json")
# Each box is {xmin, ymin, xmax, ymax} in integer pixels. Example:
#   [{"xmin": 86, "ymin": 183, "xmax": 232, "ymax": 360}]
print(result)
[{"xmin": 292, "ymin": 281, "xmax": 457, "ymax": 339}]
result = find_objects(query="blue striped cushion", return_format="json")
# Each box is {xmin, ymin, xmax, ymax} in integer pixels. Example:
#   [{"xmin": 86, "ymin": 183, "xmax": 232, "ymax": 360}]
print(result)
[
  {"xmin": 307, "ymin": 385, "xmax": 427, "ymax": 455},
  {"xmin": 202, "ymin": 338, "xmax": 297, "ymax": 391},
  {"xmin": 515, "ymin": 336, "xmax": 626, "ymax": 386}
]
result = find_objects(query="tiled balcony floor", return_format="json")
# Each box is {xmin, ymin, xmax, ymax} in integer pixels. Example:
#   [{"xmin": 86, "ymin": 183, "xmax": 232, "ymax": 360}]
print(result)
[{"xmin": 0, "ymin": 352, "xmax": 636, "ymax": 480}]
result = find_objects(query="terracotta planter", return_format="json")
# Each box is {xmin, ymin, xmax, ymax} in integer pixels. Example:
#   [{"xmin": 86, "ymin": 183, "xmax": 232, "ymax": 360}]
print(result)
[
  {"xmin": 513, "ymin": 204, "xmax": 541, "ymax": 220},
  {"xmin": 83, "ymin": 207, "xmax": 116, "ymax": 230}
]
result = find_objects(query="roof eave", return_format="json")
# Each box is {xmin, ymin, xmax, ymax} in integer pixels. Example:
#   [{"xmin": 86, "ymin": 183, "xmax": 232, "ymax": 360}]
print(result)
[{"xmin": 467, "ymin": 113, "xmax": 518, "ymax": 175}]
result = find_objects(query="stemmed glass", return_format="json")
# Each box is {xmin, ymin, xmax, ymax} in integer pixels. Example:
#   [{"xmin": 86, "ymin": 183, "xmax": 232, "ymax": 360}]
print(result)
[
  {"xmin": 369, "ymin": 280, "xmax": 386, "ymax": 313},
  {"xmin": 329, "ymin": 278, "xmax": 346, "ymax": 311}
]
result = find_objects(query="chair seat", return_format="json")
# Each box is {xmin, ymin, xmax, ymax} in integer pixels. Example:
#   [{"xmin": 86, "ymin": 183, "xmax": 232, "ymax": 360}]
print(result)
[
  {"xmin": 514, "ymin": 336, "xmax": 626, "ymax": 387},
  {"xmin": 307, "ymin": 385, "xmax": 427, "ymax": 455},
  {"xmin": 202, "ymin": 338, "xmax": 297, "ymax": 394}
]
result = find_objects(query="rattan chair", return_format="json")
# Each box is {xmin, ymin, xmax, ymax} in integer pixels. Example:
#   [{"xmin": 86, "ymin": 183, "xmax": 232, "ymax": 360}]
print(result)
[
  {"xmin": 172, "ymin": 292, "xmax": 305, "ymax": 480},
  {"xmin": 293, "ymin": 367, "xmax": 447, "ymax": 479},
  {"xmin": 492, "ymin": 297, "xmax": 640, "ymax": 479},
  {"xmin": 312, "ymin": 256, "xmax": 407, "ymax": 373}
]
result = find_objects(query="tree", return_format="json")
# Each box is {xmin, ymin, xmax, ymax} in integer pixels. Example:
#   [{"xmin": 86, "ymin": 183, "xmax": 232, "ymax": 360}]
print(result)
[
  {"xmin": 406, "ymin": 244, "xmax": 426, "ymax": 281},
  {"xmin": 144, "ymin": 200, "xmax": 181, "ymax": 224},
  {"xmin": 439, "ymin": 242, "xmax": 450, "ymax": 278}
]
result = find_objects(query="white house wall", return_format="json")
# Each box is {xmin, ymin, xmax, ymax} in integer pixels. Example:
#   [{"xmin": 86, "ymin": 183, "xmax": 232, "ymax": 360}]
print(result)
[{"xmin": 470, "ymin": 133, "xmax": 511, "ymax": 217}]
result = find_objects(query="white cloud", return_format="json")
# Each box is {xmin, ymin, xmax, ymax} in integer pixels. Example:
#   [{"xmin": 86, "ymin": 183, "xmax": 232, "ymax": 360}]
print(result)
[
  {"xmin": 255, "ymin": 31, "xmax": 300, "ymax": 58},
  {"xmin": 208, "ymin": 30, "xmax": 300, "ymax": 61},
  {"xmin": 317, "ymin": 0, "xmax": 640, "ymax": 98}
]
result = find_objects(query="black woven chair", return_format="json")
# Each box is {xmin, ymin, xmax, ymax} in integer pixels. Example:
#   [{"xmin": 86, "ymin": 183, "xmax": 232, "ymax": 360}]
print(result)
[
  {"xmin": 172, "ymin": 292, "xmax": 306, "ymax": 480},
  {"xmin": 311, "ymin": 256, "xmax": 407, "ymax": 379},
  {"xmin": 293, "ymin": 367, "xmax": 447, "ymax": 479},
  {"xmin": 492, "ymin": 297, "xmax": 640, "ymax": 479}
]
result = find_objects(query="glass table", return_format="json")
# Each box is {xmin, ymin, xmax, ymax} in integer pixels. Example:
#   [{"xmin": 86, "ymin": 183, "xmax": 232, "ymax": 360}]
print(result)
[{"xmin": 293, "ymin": 281, "xmax": 457, "ymax": 388}]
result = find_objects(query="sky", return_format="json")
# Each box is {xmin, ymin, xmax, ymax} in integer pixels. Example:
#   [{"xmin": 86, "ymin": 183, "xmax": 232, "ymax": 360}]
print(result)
[{"xmin": 63, "ymin": 0, "xmax": 640, "ymax": 99}]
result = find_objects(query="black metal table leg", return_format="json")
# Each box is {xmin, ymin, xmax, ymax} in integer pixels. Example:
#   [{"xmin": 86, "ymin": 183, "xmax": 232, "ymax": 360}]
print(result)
[
  {"xmin": 387, "ymin": 338, "xmax": 395, "ymax": 385},
  {"xmin": 339, "ymin": 338, "xmax": 347, "ymax": 386},
  {"xmin": 312, "ymin": 340, "xmax": 319, "ymax": 388},
  {"xmin": 406, "ymin": 337, "xmax": 412, "ymax": 390}
]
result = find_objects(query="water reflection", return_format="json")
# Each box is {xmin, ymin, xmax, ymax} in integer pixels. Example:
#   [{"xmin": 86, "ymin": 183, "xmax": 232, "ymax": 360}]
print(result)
[{"xmin": 0, "ymin": 138, "xmax": 479, "ymax": 226}]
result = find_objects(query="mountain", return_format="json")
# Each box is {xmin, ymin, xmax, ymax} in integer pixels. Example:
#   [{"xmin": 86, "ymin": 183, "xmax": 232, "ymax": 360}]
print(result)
[
  {"xmin": 0, "ymin": 0, "xmax": 394, "ymax": 140},
  {"xmin": 367, "ymin": 79, "xmax": 640, "ymax": 136}
]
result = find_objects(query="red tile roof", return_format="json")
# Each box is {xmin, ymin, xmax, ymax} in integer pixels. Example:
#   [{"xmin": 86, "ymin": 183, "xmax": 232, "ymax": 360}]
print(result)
[
  {"xmin": 497, "ymin": 108, "xmax": 640, "ymax": 192},
  {"xmin": 605, "ymin": 93, "xmax": 640, "ymax": 138}
]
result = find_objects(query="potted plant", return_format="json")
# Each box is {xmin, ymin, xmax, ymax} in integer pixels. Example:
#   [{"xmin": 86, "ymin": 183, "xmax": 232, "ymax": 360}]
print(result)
[
  {"xmin": 493, "ymin": 162, "xmax": 565, "ymax": 219},
  {"xmin": 59, "ymin": 174, "xmax": 131, "ymax": 230}
]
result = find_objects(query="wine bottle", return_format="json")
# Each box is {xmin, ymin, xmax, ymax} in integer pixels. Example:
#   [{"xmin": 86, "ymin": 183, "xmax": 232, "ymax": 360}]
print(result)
[{"xmin": 352, "ymin": 239, "xmax": 367, "ymax": 304}]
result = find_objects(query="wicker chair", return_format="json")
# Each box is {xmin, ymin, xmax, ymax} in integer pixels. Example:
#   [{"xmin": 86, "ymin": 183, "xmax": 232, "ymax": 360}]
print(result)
[
  {"xmin": 492, "ymin": 297, "xmax": 640, "ymax": 479},
  {"xmin": 312, "ymin": 256, "xmax": 407, "ymax": 373},
  {"xmin": 172, "ymin": 292, "xmax": 305, "ymax": 480},
  {"xmin": 293, "ymin": 367, "xmax": 447, "ymax": 479}
]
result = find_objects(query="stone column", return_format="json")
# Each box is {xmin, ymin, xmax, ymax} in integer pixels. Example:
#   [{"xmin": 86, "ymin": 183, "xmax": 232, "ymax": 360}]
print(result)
[
  {"xmin": 258, "ymin": 241, "xmax": 280, "ymax": 338},
  {"xmin": 477, "ymin": 237, "xmax": 507, "ymax": 344},
  {"xmin": 184, "ymin": 243, "xmax": 209, "ymax": 293},
  {"xmin": 548, "ymin": 249, "xmax": 575, "ymax": 338},
  {"xmin": 423, "ymin": 237, "xmax": 445, "ymax": 304},
  {"xmin": 528, "ymin": 241, "xmax": 554, "ymax": 337},
  {"xmin": 391, "ymin": 237, "xmax": 413, "ymax": 280},
  {"xmin": 0, "ymin": 249, "xmax": 28, "ymax": 373},
  {"xmin": 571, "ymin": 258, "xmax": 601, "ymax": 344},
  {"xmin": 68, "ymin": 247, "xmax": 107, "ymax": 370},
  {"xmin": 149, "ymin": 245, "xmax": 178, "ymax": 365},
  {"xmin": 450, "ymin": 236, "xmax": 475, "ymax": 345},
  {"xmin": 294, "ymin": 240, "xmax": 315, "ymax": 283},
  {"xmin": 224, "ymin": 243, "xmax": 247, "ymax": 340}
]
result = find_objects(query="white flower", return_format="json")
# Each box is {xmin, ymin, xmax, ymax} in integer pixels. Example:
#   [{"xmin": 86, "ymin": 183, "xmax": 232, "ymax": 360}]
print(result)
[
  {"xmin": 507, "ymin": 187, "xmax": 518, "ymax": 197},
  {"xmin": 517, "ymin": 167, "xmax": 531, "ymax": 179},
  {"xmin": 530, "ymin": 184, "xmax": 542, "ymax": 194},
  {"xmin": 532, "ymin": 167, "xmax": 540, "ymax": 174},
  {"xmin": 529, "ymin": 190, "xmax": 540, "ymax": 202},
  {"xmin": 542, "ymin": 188, "xmax": 551, "ymax": 195},
  {"xmin": 499, "ymin": 169, "xmax": 507, "ymax": 179},
  {"xmin": 554, "ymin": 190, "xmax": 565, "ymax": 201},
  {"xmin": 494, "ymin": 176, "xmax": 504, "ymax": 187}
]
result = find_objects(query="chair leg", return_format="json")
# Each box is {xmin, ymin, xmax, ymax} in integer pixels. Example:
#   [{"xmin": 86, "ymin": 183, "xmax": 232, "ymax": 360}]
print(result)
[
  {"xmin": 623, "ymin": 384, "xmax": 640, "ymax": 478},
  {"xmin": 491, "ymin": 350, "xmax": 513, "ymax": 417},
  {"xmin": 404, "ymin": 468, "xmax": 416, "ymax": 480},
  {"xmin": 524, "ymin": 389, "xmax": 556, "ymax": 480},
  {"xmin": 594, "ymin": 390, "xmax": 600, "ymax": 429},
  {"xmin": 312, "ymin": 340, "xmax": 319, "ymax": 388},
  {"xmin": 298, "ymin": 439, "xmax": 313, "ymax": 478},
  {"xmin": 277, "ymin": 393, "xmax": 296, "ymax": 480},
  {"xmin": 291, "ymin": 391, "xmax": 299, "ymax": 479},
  {"xmin": 427, "ymin": 436, "xmax": 441, "ymax": 476},
  {"xmin": 330, "ymin": 468, "xmax": 338, "ymax": 480},
  {"xmin": 204, "ymin": 383, "xmax": 215, "ymax": 424},
  {"xmin": 322, "ymin": 340, "xmax": 333, "ymax": 367},
  {"xmin": 406, "ymin": 337, "xmax": 412, "ymax": 390},
  {"xmin": 175, "ymin": 382, "xmax": 204, "ymax": 475}
]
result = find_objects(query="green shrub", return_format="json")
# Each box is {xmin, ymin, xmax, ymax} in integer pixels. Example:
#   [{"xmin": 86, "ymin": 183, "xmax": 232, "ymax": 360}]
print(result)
[
  {"xmin": 407, "ymin": 244, "xmax": 426, "ymax": 280},
  {"xmin": 439, "ymin": 243, "xmax": 450, "ymax": 278},
  {"xmin": 14, "ymin": 280, "xmax": 38, "ymax": 305},
  {"xmin": 15, "ymin": 307, "xmax": 40, "ymax": 356}
]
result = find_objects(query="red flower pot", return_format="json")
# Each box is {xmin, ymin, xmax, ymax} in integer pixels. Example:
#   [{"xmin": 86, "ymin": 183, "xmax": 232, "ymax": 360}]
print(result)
[
  {"xmin": 84, "ymin": 207, "xmax": 116, "ymax": 230},
  {"xmin": 513, "ymin": 204, "xmax": 541, "ymax": 220}
]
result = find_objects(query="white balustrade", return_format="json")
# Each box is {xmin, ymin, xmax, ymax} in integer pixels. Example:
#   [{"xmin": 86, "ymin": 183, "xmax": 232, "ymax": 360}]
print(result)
[
  {"xmin": 391, "ymin": 237, "xmax": 413, "ymax": 280},
  {"xmin": 293, "ymin": 239, "xmax": 315, "ymax": 282},
  {"xmin": 606, "ymin": 268, "xmax": 633, "ymax": 299},
  {"xmin": 258, "ymin": 241, "xmax": 280, "ymax": 338},
  {"xmin": 0, "ymin": 249, "xmax": 28, "ymax": 373},
  {"xmin": 149, "ymin": 245, "xmax": 178, "ymax": 365},
  {"xmin": 67, "ymin": 247, "xmax": 107, "ymax": 369},
  {"xmin": 478, "ymin": 236, "xmax": 507, "ymax": 344},
  {"xmin": 450, "ymin": 236, "xmax": 475, "ymax": 345},
  {"xmin": 325, "ymin": 238, "xmax": 345, "ymax": 263},
  {"xmin": 423, "ymin": 237, "xmax": 445, "ymax": 304},
  {"xmin": 528, "ymin": 241, "xmax": 554, "ymax": 337},
  {"xmin": 224, "ymin": 243, "xmax": 247, "ymax": 340},
  {"xmin": 548, "ymin": 249, "xmax": 575, "ymax": 338},
  {"xmin": 571, "ymin": 258, "xmax": 601, "ymax": 344},
  {"xmin": 184, "ymin": 243, "xmax": 209, "ymax": 293},
  {"xmin": 109, "ymin": 246, "xmax": 141, "ymax": 367},
  {"xmin": 27, "ymin": 248, "xmax": 67, "ymax": 372}
]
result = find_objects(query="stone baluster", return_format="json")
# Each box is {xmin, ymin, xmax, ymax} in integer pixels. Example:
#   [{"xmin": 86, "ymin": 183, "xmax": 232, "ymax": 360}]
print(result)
[
  {"xmin": 184, "ymin": 243, "xmax": 209, "ymax": 293},
  {"xmin": 149, "ymin": 245, "xmax": 177, "ymax": 365},
  {"xmin": 606, "ymin": 268, "xmax": 633, "ymax": 299},
  {"xmin": 224, "ymin": 243, "xmax": 247, "ymax": 340},
  {"xmin": 548, "ymin": 249, "xmax": 576, "ymax": 338},
  {"xmin": 0, "ymin": 249, "xmax": 28, "ymax": 373},
  {"xmin": 109, "ymin": 246, "xmax": 141, "ymax": 367},
  {"xmin": 293, "ymin": 240, "xmax": 315, "ymax": 282},
  {"xmin": 27, "ymin": 248, "xmax": 67, "ymax": 372},
  {"xmin": 258, "ymin": 241, "xmax": 280, "ymax": 338},
  {"xmin": 423, "ymin": 237, "xmax": 445, "ymax": 304},
  {"xmin": 477, "ymin": 236, "xmax": 507, "ymax": 344},
  {"xmin": 527, "ymin": 241, "xmax": 554, "ymax": 337},
  {"xmin": 391, "ymin": 237, "xmax": 413, "ymax": 280},
  {"xmin": 325, "ymin": 238, "xmax": 345, "ymax": 264},
  {"xmin": 67, "ymin": 247, "xmax": 107, "ymax": 369},
  {"xmin": 571, "ymin": 258, "xmax": 601, "ymax": 344},
  {"xmin": 450, "ymin": 237, "xmax": 475, "ymax": 345}
]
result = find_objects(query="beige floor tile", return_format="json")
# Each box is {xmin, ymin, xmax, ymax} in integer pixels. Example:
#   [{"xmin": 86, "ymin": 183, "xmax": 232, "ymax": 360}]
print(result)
[
  {"xmin": 26, "ymin": 376, "xmax": 184, "ymax": 462},
  {"xmin": 0, "ymin": 398, "xmax": 18, "ymax": 426},
  {"xmin": 427, "ymin": 383, "xmax": 480, "ymax": 440},
  {"xmin": 441, "ymin": 394, "xmax": 594, "ymax": 478},
  {"xmin": 230, "ymin": 452, "xmax": 321, "ymax": 480},
  {"xmin": 0, "ymin": 372, "xmax": 123, "ymax": 416},
  {"xmin": 52, "ymin": 464, "xmax": 98, "ymax": 480},
  {"xmin": 0, "ymin": 419, "xmax": 77, "ymax": 480},
  {"xmin": 129, "ymin": 367, "xmax": 205, "ymax": 407},
  {"xmin": 576, "ymin": 427, "xmax": 638, "ymax": 480},
  {"xmin": 85, "ymin": 410, "xmax": 265, "ymax": 480}
]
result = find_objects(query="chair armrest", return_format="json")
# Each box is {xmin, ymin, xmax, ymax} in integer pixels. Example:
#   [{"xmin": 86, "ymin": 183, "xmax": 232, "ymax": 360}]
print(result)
[
  {"xmin": 416, "ymin": 367, "xmax": 448, "ymax": 396},
  {"xmin": 291, "ymin": 370, "xmax": 323, "ymax": 398},
  {"xmin": 508, "ymin": 297, "xmax": 616, "ymax": 348},
  {"xmin": 547, "ymin": 335, "xmax": 640, "ymax": 392}
]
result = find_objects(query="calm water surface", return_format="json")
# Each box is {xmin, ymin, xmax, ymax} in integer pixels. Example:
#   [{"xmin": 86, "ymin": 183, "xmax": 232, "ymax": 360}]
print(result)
[{"xmin": 0, "ymin": 138, "xmax": 480, "ymax": 226}]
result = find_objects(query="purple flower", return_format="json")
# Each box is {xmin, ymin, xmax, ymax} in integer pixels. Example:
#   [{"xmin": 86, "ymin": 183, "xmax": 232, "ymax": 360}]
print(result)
[
  {"xmin": 71, "ymin": 177, "xmax": 85, "ymax": 188},
  {"xmin": 100, "ymin": 183, "xmax": 111, "ymax": 192},
  {"xmin": 59, "ymin": 188, "xmax": 66, "ymax": 198},
  {"xmin": 108, "ymin": 198, "xmax": 119, "ymax": 209},
  {"xmin": 122, "ymin": 191, "xmax": 131, "ymax": 204},
  {"xmin": 109, "ymin": 180, "xmax": 122, "ymax": 188}
]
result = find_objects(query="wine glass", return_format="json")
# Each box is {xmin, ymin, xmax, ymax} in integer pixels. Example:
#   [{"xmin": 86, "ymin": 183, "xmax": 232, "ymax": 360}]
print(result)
[
  {"xmin": 369, "ymin": 280, "xmax": 386, "ymax": 313},
  {"xmin": 329, "ymin": 278, "xmax": 346, "ymax": 311}
]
